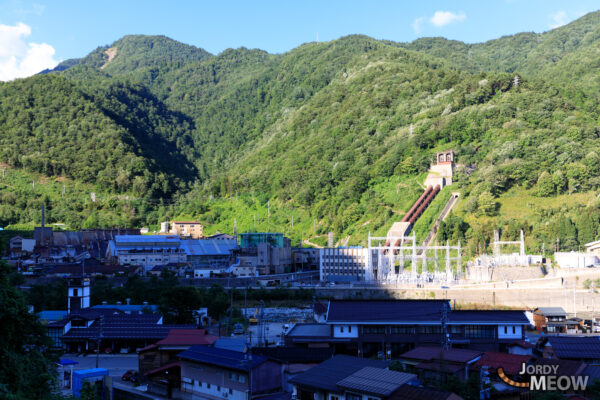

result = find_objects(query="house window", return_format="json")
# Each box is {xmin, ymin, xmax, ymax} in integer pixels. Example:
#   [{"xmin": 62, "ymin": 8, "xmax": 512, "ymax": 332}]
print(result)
[
  {"xmin": 391, "ymin": 326, "xmax": 414, "ymax": 334},
  {"xmin": 418, "ymin": 326, "xmax": 442, "ymax": 334},
  {"xmin": 229, "ymin": 389, "xmax": 233, "ymax": 395},
  {"xmin": 363, "ymin": 325, "xmax": 386, "ymax": 334},
  {"xmin": 346, "ymin": 393, "xmax": 361, "ymax": 400},
  {"xmin": 465, "ymin": 325, "xmax": 494, "ymax": 338},
  {"xmin": 512, "ymin": 326, "xmax": 516, "ymax": 334},
  {"xmin": 207, "ymin": 383, "xmax": 211, "ymax": 389},
  {"xmin": 348, "ymin": 326, "xmax": 352, "ymax": 333},
  {"xmin": 504, "ymin": 326, "xmax": 508, "ymax": 334},
  {"xmin": 239, "ymin": 375, "xmax": 246, "ymax": 383},
  {"xmin": 340, "ymin": 326, "xmax": 344, "ymax": 333},
  {"xmin": 217, "ymin": 386, "xmax": 221, "ymax": 391},
  {"xmin": 73, "ymin": 289, "xmax": 78, "ymax": 296},
  {"xmin": 331, "ymin": 396, "xmax": 340, "ymax": 400}
]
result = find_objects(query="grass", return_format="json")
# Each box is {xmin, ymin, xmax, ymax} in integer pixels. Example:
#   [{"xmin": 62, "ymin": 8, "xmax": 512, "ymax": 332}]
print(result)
[{"xmin": 411, "ymin": 186, "xmax": 454, "ymax": 242}]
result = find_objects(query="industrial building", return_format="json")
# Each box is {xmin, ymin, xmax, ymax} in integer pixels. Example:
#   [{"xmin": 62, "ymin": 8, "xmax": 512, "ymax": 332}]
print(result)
[
  {"xmin": 319, "ymin": 247, "xmax": 372, "ymax": 282},
  {"xmin": 106, "ymin": 235, "xmax": 186, "ymax": 272},
  {"xmin": 180, "ymin": 238, "xmax": 239, "ymax": 270},
  {"xmin": 239, "ymin": 233, "xmax": 292, "ymax": 274}
]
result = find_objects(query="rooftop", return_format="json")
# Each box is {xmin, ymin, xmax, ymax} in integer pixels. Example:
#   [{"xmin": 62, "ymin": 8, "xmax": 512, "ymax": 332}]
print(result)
[
  {"xmin": 545, "ymin": 336, "xmax": 600, "ymax": 359},
  {"xmin": 326, "ymin": 300, "xmax": 451, "ymax": 323},
  {"xmin": 336, "ymin": 367, "xmax": 417, "ymax": 397},
  {"xmin": 289, "ymin": 355, "xmax": 389, "ymax": 392},
  {"xmin": 534, "ymin": 307, "xmax": 567, "ymax": 317},
  {"xmin": 401, "ymin": 347, "xmax": 483, "ymax": 364},
  {"xmin": 473, "ymin": 351, "xmax": 532, "ymax": 375},
  {"xmin": 180, "ymin": 239, "xmax": 238, "ymax": 256},
  {"xmin": 286, "ymin": 323, "xmax": 331, "ymax": 338},
  {"xmin": 389, "ymin": 385, "xmax": 462, "ymax": 400},
  {"xmin": 156, "ymin": 329, "xmax": 217, "ymax": 347},
  {"xmin": 114, "ymin": 235, "xmax": 180, "ymax": 245},
  {"xmin": 252, "ymin": 347, "xmax": 333, "ymax": 364},
  {"xmin": 178, "ymin": 345, "xmax": 266, "ymax": 371}
]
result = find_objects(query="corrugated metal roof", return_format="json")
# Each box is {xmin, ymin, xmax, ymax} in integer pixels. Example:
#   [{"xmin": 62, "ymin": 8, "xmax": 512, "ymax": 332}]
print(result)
[
  {"xmin": 178, "ymin": 345, "xmax": 266, "ymax": 371},
  {"xmin": 535, "ymin": 307, "xmax": 567, "ymax": 317},
  {"xmin": 337, "ymin": 367, "xmax": 416, "ymax": 396},
  {"xmin": 180, "ymin": 239, "xmax": 238, "ymax": 256},
  {"xmin": 114, "ymin": 235, "xmax": 180, "ymax": 245},
  {"xmin": 214, "ymin": 338, "xmax": 247, "ymax": 352}
]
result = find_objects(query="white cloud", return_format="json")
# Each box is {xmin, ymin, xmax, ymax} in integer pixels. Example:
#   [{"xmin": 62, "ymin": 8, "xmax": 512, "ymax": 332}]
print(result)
[
  {"xmin": 412, "ymin": 17, "xmax": 426, "ymax": 34},
  {"xmin": 430, "ymin": 11, "xmax": 466, "ymax": 27},
  {"xmin": 0, "ymin": 22, "xmax": 58, "ymax": 81},
  {"xmin": 549, "ymin": 10, "xmax": 568, "ymax": 29}
]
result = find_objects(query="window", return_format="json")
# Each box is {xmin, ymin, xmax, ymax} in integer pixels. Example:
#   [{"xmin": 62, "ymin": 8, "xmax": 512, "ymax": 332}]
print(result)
[
  {"xmin": 239, "ymin": 375, "xmax": 246, "ymax": 383},
  {"xmin": 348, "ymin": 326, "xmax": 352, "ymax": 333},
  {"xmin": 340, "ymin": 326, "xmax": 344, "ymax": 333},
  {"xmin": 207, "ymin": 383, "xmax": 211, "ymax": 389},
  {"xmin": 512, "ymin": 326, "xmax": 516, "ymax": 334},
  {"xmin": 391, "ymin": 326, "xmax": 414, "ymax": 334},
  {"xmin": 418, "ymin": 326, "xmax": 442, "ymax": 334},
  {"xmin": 363, "ymin": 325, "xmax": 386, "ymax": 334},
  {"xmin": 229, "ymin": 389, "xmax": 233, "ymax": 395},
  {"xmin": 504, "ymin": 326, "xmax": 508, "ymax": 334},
  {"xmin": 346, "ymin": 393, "xmax": 361, "ymax": 400},
  {"xmin": 73, "ymin": 289, "xmax": 78, "ymax": 296},
  {"xmin": 465, "ymin": 325, "xmax": 494, "ymax": 338},
  {"xmin": 330, "ymin": 396, "xmax": 339, "ymax": 400},
  {"xmin": 217, "ymin": 386, "xmax": 221, "ymax": 391}
]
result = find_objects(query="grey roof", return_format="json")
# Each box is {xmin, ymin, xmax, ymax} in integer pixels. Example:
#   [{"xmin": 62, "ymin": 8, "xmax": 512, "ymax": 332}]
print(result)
[
  {"xmin": 289, "ymin": 355, "xmax": 389, "ymax": 392},
  {"xmin": 214, "ymin": 338, "xmax": 247, "ymax": 352},
  {"xmin": 535, "ymin": 307, "xmax": 567, "ymax": 317},
  {"xmin": 287, "ymin": 323, "xmax": 331, "ymax": 338},
  {"xmin": 326, "ymin": 300, "xmax": 451, "ymax": 323},
  {"xmin": 337, "ymin": 367, "xmax": 416, "ymax": 397},
  {"xmin": 180, "ymin": 239, "xmax": 238, "ymax": 256},
  {"xmin": 179, "ymin": 345, "xmax": 266, "ymax": 371},
  {"xmin": 448, "ymin": 310, "xmax": 528, "ymax": 325},
  {"xmin": 546, "ymin": 336, "xmax": 600, "ymax": 359}
]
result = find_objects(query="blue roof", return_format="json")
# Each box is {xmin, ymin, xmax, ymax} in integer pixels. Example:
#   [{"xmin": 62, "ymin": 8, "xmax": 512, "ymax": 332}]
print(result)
[
  {"xmin": 214, "ymin": 338, "xmax": 247, "ymax": 352},
  {"xmin": 59, "ymin": 358, "xmax": 79, "ymax": 366},
  {"xmin": 114, "ymin": 235, "xmax": 180, "ymax": 246},
  {"xmin": 73, "ymin": 368, "xmax": 109, "ymax": 378},
  {"xmin": 180, "ymin": 239, "xmax": 238, "ymax": 256},
  {"xmin": 38, "ymin": 310, "xmax": 68, "ymax": 322},
  {"xmin": 179, "ymin": 345, "xmax": 266, "ymax": 371}
]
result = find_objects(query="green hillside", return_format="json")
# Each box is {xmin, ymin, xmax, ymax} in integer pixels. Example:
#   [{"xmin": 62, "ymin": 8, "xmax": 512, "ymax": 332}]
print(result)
[{"xmin": 2, "ymin": 12, "xmax": 600, "ymax": 254}]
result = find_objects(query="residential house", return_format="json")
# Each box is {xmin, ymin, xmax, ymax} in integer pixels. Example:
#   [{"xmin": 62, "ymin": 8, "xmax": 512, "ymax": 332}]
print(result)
[
  {"xmin": 289, "ymin": 355, "xmax": 390, "ymax": 400},
  {"xmin": 179, "ymin": 345, "xmax": 282, "ymax": 400},
  {"xmin": 533, "ymin": 307, "xmax": 568, "ymax": 333},
  {"xmin": 389, "ymin": 386, "xmax": 463, "ymax": 400},
  {"xmin": 253, "ymin": 347, "xmax": 333, "ymax": 392},
  {"xmin": 538, "ymin": 336, "xmax": 600, "ymax": 363},
  {"xmin": 285, "ymin": 300, "xmax": 529, "ymax": 356},
  {"xmin": 399, "ymin": 347, "xmax": 482, "ymax": 384},
  {"xmin": 171, "ymin": 221, "xmax": 203, "ymax": 239}
]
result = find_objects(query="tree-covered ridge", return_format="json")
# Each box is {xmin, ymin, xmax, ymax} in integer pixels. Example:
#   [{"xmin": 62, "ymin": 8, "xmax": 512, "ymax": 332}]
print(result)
[{"xmin": 2, "ymin": 13, "xmax": 600, "ymax": 252}]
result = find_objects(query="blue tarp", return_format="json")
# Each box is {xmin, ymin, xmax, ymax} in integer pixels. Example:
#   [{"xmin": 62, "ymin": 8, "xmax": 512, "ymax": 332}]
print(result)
[
  {"xmin": 58, "ymin": 358, "xmax": 79, "ymax": 366},
  {"xmin": 72, "ymin": 368, "xmax": 108, "ymax": 398}
]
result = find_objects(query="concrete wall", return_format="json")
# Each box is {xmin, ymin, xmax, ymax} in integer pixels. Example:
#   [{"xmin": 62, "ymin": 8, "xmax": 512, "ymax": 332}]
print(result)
[{"xmin": 466, "ymin": 266, "xmax": 546, "ymax": 282}]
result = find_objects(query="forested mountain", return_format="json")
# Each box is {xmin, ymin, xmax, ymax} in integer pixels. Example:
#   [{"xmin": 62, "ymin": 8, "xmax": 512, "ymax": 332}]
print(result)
[{"xmin": 2, "ymin": 11, "xmax": 600, "ymax": 253}]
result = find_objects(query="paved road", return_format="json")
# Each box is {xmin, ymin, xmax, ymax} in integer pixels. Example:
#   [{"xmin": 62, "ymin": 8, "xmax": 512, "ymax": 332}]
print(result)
[{"xmin": 62, "ymin": 353, "xmax": 138, "ymax": 378}]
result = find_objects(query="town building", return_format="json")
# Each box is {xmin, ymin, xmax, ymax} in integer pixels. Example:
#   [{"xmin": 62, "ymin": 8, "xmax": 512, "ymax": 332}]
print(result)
[
  {"xmin": 180, "ymin": 238, "xmax": 239, "ymax": 271},
  {"xmin": 239, "ymin": 233, "xmax": 292, "ymax": 274},
  {"xmin": 289, "ymin": 355, "xmax": 391, "ymax": 400},
  {"xmin": 106, "ymin": 235, "xmax": 186, "ymax": 272},
  {"xmin": 171, "ymin": 221, "xmax": 203, "ymax": 239},
  {"xmin": 138, "ymin": 328, "xmax": 218, "ymax": 390},
  {"xmin": 293, "ymin": 248, "xmax": 320, "ymax": 270},
  {"xmin": 285, "ymin": 300, "xmax": 529, "ymax": 356},
  {"xmin": 399, "ymin": 347, "xmax": 482, "ymax": 383},
  {"xmin": 538, "ymin": 336, "xmax": 600, "ymax": 363},
  {"xmin": 179, "ymin": 345, "xmax": 282, "ymax": 400},
  {"xmin": 533, "ymin": 307, "xmax": 568, "ymax": 333},
  {"xmin": 319, "ymin": 247, "xmax": 372, "ymax": 282}
]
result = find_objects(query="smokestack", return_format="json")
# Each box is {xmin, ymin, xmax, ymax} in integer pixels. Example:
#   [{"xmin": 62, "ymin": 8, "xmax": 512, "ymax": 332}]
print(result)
[{"xmin": 41, "ymin": 205, "xmax": 45, "ymax": 245}]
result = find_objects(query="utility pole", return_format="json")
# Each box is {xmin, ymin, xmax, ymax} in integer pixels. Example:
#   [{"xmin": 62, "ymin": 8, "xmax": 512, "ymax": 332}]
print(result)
[{"xmin": 95, "ymin": 315, "xmax": 104, "ymax": 368}]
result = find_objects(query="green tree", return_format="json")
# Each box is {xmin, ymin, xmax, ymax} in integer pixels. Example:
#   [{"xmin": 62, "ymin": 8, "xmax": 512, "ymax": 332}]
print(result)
[
  {"xmin": 536, "ymin": 171, "xmax": 555, "ymax": 197},
  {"xmin": 0, "ymin": 263, "xmax": 58, "ymax": 399},
  {"xmin": 477, "ymin": 191, "xmax": 498, "ymax": 216}
]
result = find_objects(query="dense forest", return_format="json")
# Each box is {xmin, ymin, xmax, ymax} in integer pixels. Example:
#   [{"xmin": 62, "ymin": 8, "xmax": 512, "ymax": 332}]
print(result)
[{"xmin": 2, "ymin": 13, "xmax": 600, "ymax": 254}]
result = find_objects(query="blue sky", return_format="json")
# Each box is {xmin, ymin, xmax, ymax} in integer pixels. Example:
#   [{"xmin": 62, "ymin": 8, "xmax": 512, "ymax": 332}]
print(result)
[{"xmin": 0, "ymin": 0, "xmax": 598, "ymax": 80}]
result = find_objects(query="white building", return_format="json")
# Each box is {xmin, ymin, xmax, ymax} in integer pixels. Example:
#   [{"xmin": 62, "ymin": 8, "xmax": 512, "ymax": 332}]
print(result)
[
  {"xmin": 106, "ymin": 235, "xmax": 186, "ymax": 272},
  {"xmin": 320, "ymin": 247, "xmax": 372, "ymax": 282},
  {"xmin": 554, "ymin": 252, "xmax": 599, "ymax": 269}
]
